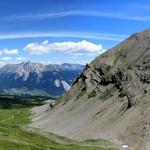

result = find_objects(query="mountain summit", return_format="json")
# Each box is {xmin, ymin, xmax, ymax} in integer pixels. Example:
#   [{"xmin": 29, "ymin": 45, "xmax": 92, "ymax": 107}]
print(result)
[
  {"xmin": 31, "ymin": 29, "xmax": 150, "ymax": 150},
  {"xmin": 0, "ymin": 62, "xmax": 84, "ymax": 97}
]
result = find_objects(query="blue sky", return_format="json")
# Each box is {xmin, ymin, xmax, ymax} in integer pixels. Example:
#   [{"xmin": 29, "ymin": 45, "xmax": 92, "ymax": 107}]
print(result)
[{"xmin": 0, "ymin": 0, "xmax": 150, "ymax": 66}]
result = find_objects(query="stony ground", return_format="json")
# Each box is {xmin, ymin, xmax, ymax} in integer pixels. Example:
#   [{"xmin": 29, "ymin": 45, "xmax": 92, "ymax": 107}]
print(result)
[
  {"xmin": 30, "ymin": 29, "xmax": 150, "ymax": 150},
  {"xmin": 0, "ymin": 104, "xmax": 116, "ymax": 150}
]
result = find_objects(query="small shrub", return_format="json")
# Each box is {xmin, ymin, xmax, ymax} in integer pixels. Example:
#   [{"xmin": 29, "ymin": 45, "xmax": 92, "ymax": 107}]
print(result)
[{"xmin": 99, "ymin": 88, "xmax": 115, "ymax": 101}]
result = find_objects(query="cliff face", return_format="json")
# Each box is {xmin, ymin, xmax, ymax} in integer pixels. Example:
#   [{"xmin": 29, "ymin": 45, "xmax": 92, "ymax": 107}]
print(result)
[{"xmin": 31, "ymin": 29, "xmax": 150, "ymax": 150}]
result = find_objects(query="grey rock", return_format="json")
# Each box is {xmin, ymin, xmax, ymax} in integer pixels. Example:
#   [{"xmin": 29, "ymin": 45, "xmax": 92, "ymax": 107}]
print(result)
[{"xmin": 30, "ymin": 28, "xmax": 150, "ymax": 150}]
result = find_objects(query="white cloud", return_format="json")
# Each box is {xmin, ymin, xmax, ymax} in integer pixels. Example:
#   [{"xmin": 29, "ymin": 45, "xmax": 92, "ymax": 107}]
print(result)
[
  {"xmin": 0, "ymin": 48, "xmax": 18, "ymax": 55},
  {"xmin": 39, "ymin": 60, "xmax": 64, "ymax": 65},
  {"xmin": 42, "ymin": 40, "xmax": 49, "ymax": 45},
  {"xmin": 0, "ymin": 61, "xmax": 6, "ymax": 67},
  {"xmin": 16, "ymin": 56, "xmax": 27, "ymax": 61},
  {"xmin": 24, "ymin": 42, "xmax": 49, "ymax": 54},
  {"xmin": 2, "ymin": 57, "xmax": 12, "ymax": 61},
  {"xmin": 24, "ymin": 40, "xmax": 104, "ymax": 55}
]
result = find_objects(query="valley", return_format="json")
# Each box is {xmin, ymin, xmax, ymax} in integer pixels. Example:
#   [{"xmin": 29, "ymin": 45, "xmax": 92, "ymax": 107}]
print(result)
[
  {"xmin": 0, "ymin": 95, "xmax": 118, "ymax": 150},
  {"xmin": 0, "ymin": 0, "xmax": 149, "ymax": 149},
  {"xmin": 0, "ymin": 29, "xmax": 150, "ymax": 150}
]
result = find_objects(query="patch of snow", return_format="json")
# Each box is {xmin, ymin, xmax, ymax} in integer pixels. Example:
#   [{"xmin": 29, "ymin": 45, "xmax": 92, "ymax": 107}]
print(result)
[
  {"xmin": 61, "ymin": 80, "xmax": 71, "ymax": 91},
  {"xmin": 122, "ymin": 145, "xmax": 129, "ymax": 148},
  {"xmin": 55, "ymin": 79, "xmax": 60, "ymax": 87}
]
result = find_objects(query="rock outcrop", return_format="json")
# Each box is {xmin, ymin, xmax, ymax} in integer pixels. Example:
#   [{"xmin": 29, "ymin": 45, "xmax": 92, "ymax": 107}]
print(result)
[{"xmin": 31, "ymin": 29, "xmax": 150, "ymax": 150}]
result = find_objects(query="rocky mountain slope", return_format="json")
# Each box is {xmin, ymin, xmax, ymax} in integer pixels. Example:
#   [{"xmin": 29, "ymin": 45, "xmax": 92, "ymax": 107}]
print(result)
[
  {"xmin": 0, "ymin": 62, "xmax": 84, "ymax": 97},
  {"xmin": 31, "ymin": 29, "xmax": 150, "ymax": 150}
]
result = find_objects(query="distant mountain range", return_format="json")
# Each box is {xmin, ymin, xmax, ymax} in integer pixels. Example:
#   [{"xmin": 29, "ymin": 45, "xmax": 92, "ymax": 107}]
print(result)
[{"xmin": 0, "ymin": 62, "xmax": 84, "ymax": 97}]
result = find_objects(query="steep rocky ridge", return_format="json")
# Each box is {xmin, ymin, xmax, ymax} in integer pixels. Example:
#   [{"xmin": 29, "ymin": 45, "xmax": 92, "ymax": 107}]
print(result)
[{"xmin": 31, "ymin": 29, "xmax": 150, "ymax": 150}]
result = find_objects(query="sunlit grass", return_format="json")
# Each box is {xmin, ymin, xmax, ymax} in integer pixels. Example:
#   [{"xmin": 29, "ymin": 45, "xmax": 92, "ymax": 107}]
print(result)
[{"xmin": 0, "ymin": 98, "xmax": 117, "ymax": 150}]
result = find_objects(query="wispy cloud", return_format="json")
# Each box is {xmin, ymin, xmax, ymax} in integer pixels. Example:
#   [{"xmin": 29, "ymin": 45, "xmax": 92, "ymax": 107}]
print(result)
[
  {"xmin": 1, "ymin": 56, "xmax": 12, "ymax": 61},
  {"xmin": 0, "ymin": 48, "xmax": 18, "ymax": 55},
  {"xmin": 0, "ymin": 32, "xmax": 128, "ymax": 41},
  {"xmin": 2, "ymin": 10, "xmax": 150, "ymax": 22},
  {"xmin": 0, "ymin": 61, "xmax": 6, "ymax": 67},
  {"xmin": 15, "ymin": 56, "xmax": 28, "ymax": 61}
]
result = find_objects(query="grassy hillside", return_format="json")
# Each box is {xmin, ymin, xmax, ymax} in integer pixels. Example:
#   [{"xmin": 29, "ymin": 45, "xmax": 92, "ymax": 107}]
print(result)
[{"xmin": 0, "ymin": 96, "xmax": 116, "ymax": 150}]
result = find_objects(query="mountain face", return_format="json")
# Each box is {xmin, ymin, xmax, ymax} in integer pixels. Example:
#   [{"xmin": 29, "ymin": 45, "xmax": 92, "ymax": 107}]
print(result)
[
  {"xmin": 31, "ymin": 29, "xmax": 150, "ymax": 150},
  {"xmin": 0, "ymin": 62, "xmax": 84, "ymax": 97}
]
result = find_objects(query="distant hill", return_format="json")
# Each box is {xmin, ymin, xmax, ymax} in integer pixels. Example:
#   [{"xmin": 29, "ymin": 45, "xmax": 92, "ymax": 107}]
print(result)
[{"xmin": 0, "ymin": 62, "xmax": 84, "ymax": 97}]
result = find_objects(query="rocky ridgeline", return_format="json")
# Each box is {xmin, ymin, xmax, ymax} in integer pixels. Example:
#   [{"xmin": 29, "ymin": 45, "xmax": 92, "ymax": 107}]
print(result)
[
  {"xmin": 0, "ymin": 62, "xmax": 84, "ymax": 97},
  {"xmin": 31, "ymin": 29, "xmax": 150, "ymax": 150},
  {"xmin": 60, "ymin": 29, "xmax": 150, "ymax": 149}
]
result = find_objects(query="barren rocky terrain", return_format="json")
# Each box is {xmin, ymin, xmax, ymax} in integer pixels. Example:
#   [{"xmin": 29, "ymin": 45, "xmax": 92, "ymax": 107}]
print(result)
[{"xmin": 30, "ymin": 28, "xmax": 150, "ymax": 150}]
